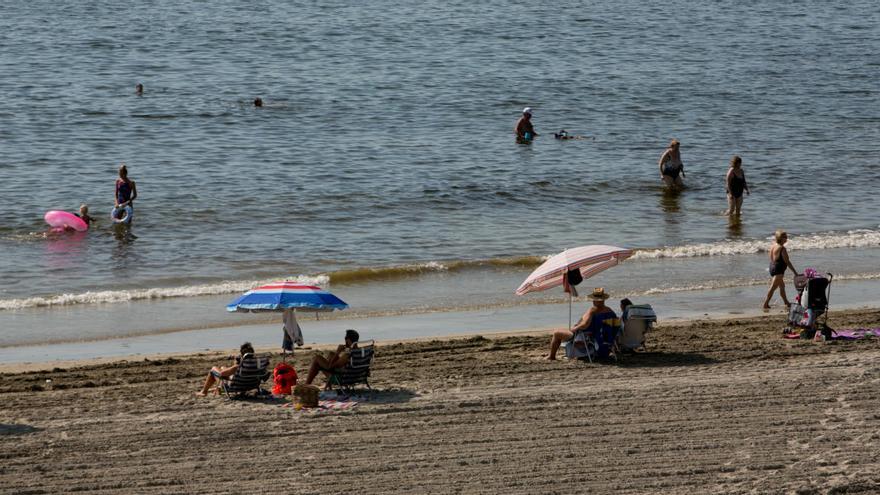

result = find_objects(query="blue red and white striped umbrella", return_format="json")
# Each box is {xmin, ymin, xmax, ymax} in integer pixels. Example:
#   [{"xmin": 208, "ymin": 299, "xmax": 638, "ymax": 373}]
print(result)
[{"xmin": 226, "ymin": 282, "xmax": 349, "ymax": 313}]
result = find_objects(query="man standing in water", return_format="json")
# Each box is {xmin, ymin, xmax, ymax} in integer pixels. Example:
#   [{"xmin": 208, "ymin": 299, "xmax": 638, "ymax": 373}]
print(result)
[{"xmin": 515, "ymin": 107, "xmax": 537, "ymax": 143}]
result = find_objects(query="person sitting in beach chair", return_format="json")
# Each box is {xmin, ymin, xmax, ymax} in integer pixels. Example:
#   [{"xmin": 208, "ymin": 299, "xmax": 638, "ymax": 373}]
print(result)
[
  {"xmin": 196, "ymin": 342, "xmax": 269, "ymax": 397},
  {"xmin": 548, "ymin": 288, "xmax": 620, "ymax": 361},
  {"xmin": 305, "ymin": 329, "xmax": 361, "ymax": 387}
]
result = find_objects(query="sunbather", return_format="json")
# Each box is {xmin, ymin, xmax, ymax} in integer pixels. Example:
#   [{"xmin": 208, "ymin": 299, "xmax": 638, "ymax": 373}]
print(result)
[
  {"xmin": 547, "ymin": 288, "xmax": 618, "ymax": 360},
  {"xmin": 305, "ymin": 329, "xmax": 359, "ymax": 386},
  {"xmin": 196, "ymin": 342, "xmax": 254, "ymax": 396}
]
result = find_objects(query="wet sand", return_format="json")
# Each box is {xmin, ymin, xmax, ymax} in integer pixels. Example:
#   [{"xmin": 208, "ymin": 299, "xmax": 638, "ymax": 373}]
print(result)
[{"xmin": 3, "ymin": 310, "xmax": 880, "ymax": 494}]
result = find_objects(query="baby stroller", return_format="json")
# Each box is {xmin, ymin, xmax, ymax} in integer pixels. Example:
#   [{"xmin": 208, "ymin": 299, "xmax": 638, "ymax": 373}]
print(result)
[{"xmin": 785, "ymin": 271, "xmax": 833, "ymax": 339}]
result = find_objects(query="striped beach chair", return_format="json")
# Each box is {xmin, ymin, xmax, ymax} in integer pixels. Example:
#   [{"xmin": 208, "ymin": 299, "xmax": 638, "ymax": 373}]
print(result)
[
  {"xmin": 328, "ymin": 340, "xmax": 375, "ymax": 392},
  {"xmin": 220, "ymin": 353, "xmax": 271, "ymax": 398}
]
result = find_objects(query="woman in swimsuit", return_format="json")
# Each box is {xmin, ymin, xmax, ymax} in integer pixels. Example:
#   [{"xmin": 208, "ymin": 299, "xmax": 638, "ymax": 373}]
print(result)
[
  {"xmin": 115, "ymin": 164, "xmax": 137, "ymax": 215},
  {"xmin": 726, "ymin": 155, "xmax": 750, "ymax": 215},
  {"xmin": 762, "ymin": 230, "xmax": 799, "ymax": 310},
  {"xmin": 658, "ymin": 139, "xmax": 685, "ymax": 188}
]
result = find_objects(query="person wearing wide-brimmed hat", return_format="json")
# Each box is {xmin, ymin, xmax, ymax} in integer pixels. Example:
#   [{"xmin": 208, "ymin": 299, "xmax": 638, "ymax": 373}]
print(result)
[{"xmin": 547, "ymin": 287, "xmax": 619, "ymax": 360}]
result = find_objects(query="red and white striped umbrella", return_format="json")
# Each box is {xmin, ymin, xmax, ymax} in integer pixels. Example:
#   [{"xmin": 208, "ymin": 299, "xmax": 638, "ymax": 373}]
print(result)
[{"xmin": 515, "ymin": 245, "xmax": 633, "ymax": 295}]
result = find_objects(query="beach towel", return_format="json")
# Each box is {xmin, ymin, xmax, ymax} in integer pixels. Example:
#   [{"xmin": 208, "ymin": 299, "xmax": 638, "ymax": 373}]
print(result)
[
  {"xmin": 282, "ymin": 309, "xmax": 304, "ymax": 351},
  {"xmin": 827, "ymin": 328, "xmax": 880, "ymax": 340},
  {"xmin": 282, "ymin": 398, "xmax": 359, "ymax": 415}
]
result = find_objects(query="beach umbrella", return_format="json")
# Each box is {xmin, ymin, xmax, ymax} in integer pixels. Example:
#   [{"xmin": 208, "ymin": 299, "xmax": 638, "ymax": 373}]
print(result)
[
  {"xmin": 226, "ymin": 282, "xmax": 349, "ymax": 313},
  {"xmin": 226, "ymin": 282, "xmax": 349, "ymax": 357},
  {"xmin": 515, "ymin": 245, "xmax": 633, "ymax": 329}
]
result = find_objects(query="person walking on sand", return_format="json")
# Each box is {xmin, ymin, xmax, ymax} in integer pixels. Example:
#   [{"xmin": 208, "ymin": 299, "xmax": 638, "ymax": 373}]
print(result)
[
  {"xmin": 726, "ymin": 155, "xmax": 750, "ymax": 215},
  {"xmin": 547, "ymin": 288, "xmax": 618, "ymax": 360},
  {"xmin": 763, "ymin": 230, "xmax": 799, "ymax": 310},
  {"xmin": 659, "ymin": 139, "xmax": 685, "ymax": 188},
  {"xmin": 515, "ymin": 107, "xmax": 537, "ymax": 143}
]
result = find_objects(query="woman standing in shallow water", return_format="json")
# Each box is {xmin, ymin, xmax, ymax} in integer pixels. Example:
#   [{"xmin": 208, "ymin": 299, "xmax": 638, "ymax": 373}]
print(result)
[
  {"xmin": 114, "ymin": 164, "xmax": 137, "ymax": 218},
  {"xmin": 726, "ymin": 155, "xmax": 750, "ymax": 215},
  {"xmin": 658, "ymin": 139, "xmax": 685, "ymax": 188},
  {"xmin": 763, "ymin": 230, "xmax": 799, "ymax": 310}
]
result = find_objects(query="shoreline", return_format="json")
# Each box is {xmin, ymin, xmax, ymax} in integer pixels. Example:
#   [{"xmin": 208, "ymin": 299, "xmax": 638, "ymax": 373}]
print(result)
[{"xmin": 4, "ymin": 306, "xmax": 878, "ymax": 374}]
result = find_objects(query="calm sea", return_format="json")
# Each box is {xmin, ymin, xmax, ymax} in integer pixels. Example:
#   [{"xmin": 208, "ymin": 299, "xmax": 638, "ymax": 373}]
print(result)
[{"xmin": 1, "ymin": 1, "xmax": 879, "ymax": 346}]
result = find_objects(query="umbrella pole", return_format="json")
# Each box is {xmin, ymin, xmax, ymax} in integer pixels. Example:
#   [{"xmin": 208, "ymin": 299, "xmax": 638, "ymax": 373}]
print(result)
[{"xmin": 568, "ymin": 292, "xmax": 572, "ymax": 331}]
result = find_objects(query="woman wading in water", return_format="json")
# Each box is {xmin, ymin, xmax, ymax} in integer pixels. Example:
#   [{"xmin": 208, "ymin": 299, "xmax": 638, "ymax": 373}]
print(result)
[
  {"xmin": 763, "ymin": 230, "xmax": 799, "ymax": 310},
  {"xmin": 658, "ymin": 139, "xmax": 685, "ymax": 188},
  {"xmin": 726, "ymin": 155, "xmax": 750, "ymax": 215}
]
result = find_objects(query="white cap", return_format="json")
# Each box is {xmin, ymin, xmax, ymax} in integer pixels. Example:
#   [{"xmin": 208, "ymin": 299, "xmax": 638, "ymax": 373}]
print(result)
[{"xmin": 523, "ymin": 107, "xmax": 532, "ymax": 115}]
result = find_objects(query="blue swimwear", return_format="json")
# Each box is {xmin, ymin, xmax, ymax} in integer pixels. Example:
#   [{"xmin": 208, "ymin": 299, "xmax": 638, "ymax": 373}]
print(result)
[{"xmin": 116, "ymin": 179, "xmax": 133, "ymax": 205}]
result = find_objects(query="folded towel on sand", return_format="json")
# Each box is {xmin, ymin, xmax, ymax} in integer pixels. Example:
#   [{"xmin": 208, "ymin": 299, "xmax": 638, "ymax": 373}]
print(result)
[
  {"xmin": 282, "ymin": 398, "xmax": 358, "ymax": 414},
  {"xmin": 830, "ymin": 328, "xmax": 880, "ymax": 340},
  {"xmin": 783, "ymin": 327, "xmax": 880, "ymax": 340}
]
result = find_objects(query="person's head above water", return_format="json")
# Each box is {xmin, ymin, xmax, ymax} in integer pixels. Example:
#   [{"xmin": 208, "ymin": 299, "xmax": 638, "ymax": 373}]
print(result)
[
  {"xmin": 522, "ymin": 107, "xmax": 532, "ymax": 118},
  {"xmin": 669, "ymin": 139, "xmax": 680, "ymax": 149},
  {"xmin": 135, "ymin": 83, "xmax": 143, "ymax": 95},
  {"xmin": 118, "ymin": 164, "xmax": 128, "ymax": 179},
  {"xmin": 79, "ymin": 204, "xmax": 89, "ymax": 215},
  {"xmin": 253, "ymin": 97, "xmax": 263, "ymax": 107},
  {"xmin": 730, "ymin": 155, "xmax": 742, "ymax": 168}
]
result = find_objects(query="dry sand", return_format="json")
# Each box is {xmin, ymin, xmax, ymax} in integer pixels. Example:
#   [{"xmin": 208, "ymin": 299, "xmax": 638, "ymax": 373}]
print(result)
[{"xmin": 2, "ymin": 310, "xmax": 880, "ymax": 494}]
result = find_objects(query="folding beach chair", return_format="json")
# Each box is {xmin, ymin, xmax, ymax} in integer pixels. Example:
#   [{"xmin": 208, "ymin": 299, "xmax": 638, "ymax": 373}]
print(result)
[
  {"xmin": 328, "ymin": 340, "xmax": 375, "ymax": 393},
  {"xmin": 618, "ymin": 304, "xmax": 657, "ymax": 352},
  {"xmin": 220, "ymin": 352, "xmax": 271, "ymax": 399}
]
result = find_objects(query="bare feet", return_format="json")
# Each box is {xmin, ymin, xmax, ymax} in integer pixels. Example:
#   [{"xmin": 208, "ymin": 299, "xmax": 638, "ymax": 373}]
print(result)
[
  {"xmin": 545, "ymin": 355, "xmax": 557, "ymax": 361},
  {"xmin": 195, "ymin": 391, "xmax": 207, "ymax": 397}
]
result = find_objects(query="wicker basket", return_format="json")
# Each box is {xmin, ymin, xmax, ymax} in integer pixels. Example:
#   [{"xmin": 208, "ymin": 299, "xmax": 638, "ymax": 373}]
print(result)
[{"xmin": 294, "ymin": 384, "xmax": 320, "ymax": 408}]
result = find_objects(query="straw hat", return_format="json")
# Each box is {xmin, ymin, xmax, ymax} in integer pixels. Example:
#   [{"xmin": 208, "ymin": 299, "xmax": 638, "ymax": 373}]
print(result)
[{"xmin": 588, "ymin": 287, "xmax": 610, "ymax": 301}]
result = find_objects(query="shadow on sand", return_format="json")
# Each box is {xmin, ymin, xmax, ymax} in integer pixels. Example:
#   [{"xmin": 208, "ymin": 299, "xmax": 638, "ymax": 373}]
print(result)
[
  {"xmin": 0, "ymin": 423, "xmax": 40, "ymax": 436},
  {"xmin": 615, "ymin": 351, "xmax": 719, "ymax": 368}
]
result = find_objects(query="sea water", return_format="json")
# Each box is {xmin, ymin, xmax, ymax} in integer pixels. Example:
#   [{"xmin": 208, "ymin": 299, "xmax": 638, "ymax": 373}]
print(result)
[{"xmin": 1, "ymin": 1, "xmax": 879, "ymax": 358}]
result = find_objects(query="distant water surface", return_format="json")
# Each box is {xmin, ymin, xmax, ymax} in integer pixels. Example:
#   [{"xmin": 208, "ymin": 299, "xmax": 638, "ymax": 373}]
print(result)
[{"xmin": 0, "ymin": 0, "xmax": 878, "ymax": 320}]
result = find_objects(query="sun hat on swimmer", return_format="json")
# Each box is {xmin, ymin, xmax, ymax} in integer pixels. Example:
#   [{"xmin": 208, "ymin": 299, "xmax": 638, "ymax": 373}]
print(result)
[
  {"xmin": 523, "ymin": 107, "xmax": 532, "ymax": 115},
  {"xmin": 589, "ymin": 287, "xmax": 610, "ymax": 301}
]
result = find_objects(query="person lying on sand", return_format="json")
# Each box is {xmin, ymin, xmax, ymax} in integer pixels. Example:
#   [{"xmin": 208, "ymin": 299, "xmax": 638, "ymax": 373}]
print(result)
[
  {"xmin": 547, "ymin": 288, "xmax": 619, "ymax": 360},
  {"xmin": 305, "ymin": 329, "xmax": 359, "ymax": 387},
  {"xmin": 196, "ymin": 342, "xmax": 254, "ymax": 396}
]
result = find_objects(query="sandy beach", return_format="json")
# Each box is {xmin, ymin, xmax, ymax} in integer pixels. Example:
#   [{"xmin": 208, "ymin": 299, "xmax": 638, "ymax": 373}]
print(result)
[{"xmin": 3, "ymin": 310, "xmax": 880, "ymax": 494}]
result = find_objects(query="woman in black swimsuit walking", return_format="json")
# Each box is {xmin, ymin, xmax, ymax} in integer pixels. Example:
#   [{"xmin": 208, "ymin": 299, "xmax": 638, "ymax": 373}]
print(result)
[
  {"xmin": 762, "ymin": 230, "xmax": 799, "ymax": 310},
  {"xmin": 726, "ymin": 155, "xmax": 749, "ymax": 215}
]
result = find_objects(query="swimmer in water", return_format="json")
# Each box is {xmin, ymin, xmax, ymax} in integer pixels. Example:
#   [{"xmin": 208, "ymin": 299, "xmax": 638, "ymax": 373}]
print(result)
[
  {"xmin": 76, "ymin": 204, "xmax": 95, "ymax": 226},
  {"xmin": 135, "ymin": 83, "xmax": 144, "ymax": 95},
  {"xmin": 553, "ymin": 129, "xmax": 591, "ymax": 140},
  {"xmin": 514, "ymin": 107, "xmax": 537, "ymax": 143},
  {"xmin": 253, "ymin": 97, "xmax": 263, "ymax": 107}
]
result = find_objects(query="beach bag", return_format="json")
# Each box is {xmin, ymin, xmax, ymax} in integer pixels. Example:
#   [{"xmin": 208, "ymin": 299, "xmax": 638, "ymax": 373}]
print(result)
[
  {"xmin": 294, "ymin": 384, "xmax": 320, "ymax": 408},
  {"xmin": 272, "ymin": 363, "xmax": 297, "ymax": 395}
]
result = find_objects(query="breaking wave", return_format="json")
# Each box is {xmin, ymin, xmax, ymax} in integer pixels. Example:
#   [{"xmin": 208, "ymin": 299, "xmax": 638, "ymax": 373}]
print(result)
[{"xmin": 633, "ymin": 229, "xmax": 880, "ymax": 259}]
